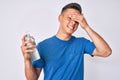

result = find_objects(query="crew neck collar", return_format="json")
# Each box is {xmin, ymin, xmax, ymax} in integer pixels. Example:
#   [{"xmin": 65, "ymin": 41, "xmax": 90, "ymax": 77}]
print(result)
[{"xmin": 53, "ymin": 35, "xmax": 75, "ymax": 43}]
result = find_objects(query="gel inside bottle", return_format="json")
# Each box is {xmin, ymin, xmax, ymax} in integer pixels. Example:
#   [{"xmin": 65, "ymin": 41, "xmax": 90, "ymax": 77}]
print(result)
[{"xmin": 25, "ymin": 34, "xmax": 40, "ymax": 61}]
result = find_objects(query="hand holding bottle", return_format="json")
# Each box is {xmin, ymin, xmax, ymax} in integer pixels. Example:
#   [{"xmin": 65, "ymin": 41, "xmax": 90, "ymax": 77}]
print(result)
[{"xmin": 21, "ymin": 34, "xmax": 40, "ymax": 62}]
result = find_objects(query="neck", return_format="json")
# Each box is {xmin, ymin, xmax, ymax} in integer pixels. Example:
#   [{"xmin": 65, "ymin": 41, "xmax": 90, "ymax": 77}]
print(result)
[{"xmin": 56, "ymin": 29, "xmax": 71, "ymax": 41}]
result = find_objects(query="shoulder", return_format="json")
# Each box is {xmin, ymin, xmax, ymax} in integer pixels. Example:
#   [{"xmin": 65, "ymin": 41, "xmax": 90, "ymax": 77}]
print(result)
[
  {"xmin": 73, "ymin": 36, "xmax": 89, "ymax": 42},
  {"xmin": 37, "ymin": 35, "xmax": 55, "ymax": 46}
]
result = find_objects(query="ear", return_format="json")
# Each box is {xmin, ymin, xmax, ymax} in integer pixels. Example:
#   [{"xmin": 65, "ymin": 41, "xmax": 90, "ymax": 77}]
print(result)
[{"xmin": 58, "ymin": 14, "xmax": 62, "ymax": 22}]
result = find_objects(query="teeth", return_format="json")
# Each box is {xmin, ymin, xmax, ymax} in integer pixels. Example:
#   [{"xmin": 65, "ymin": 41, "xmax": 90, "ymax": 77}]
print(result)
[{"xmin": 68, "ymin": 26, "xmax": 74, "ymax": 30}]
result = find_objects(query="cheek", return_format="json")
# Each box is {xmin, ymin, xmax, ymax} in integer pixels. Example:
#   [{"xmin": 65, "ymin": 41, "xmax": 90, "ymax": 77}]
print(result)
[
  {"xmin": 62, "ymin": 20, "xmax": 69, "ymax": 27},
  {"xmin": 63, "ymin": 18, "xmax": 69, "ymax": 23}
]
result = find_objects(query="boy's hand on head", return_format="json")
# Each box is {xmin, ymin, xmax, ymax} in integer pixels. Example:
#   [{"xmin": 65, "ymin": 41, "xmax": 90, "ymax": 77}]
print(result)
[{"xmin": 70, "ymin": 13, "xmax": 89, "ymax": 29}]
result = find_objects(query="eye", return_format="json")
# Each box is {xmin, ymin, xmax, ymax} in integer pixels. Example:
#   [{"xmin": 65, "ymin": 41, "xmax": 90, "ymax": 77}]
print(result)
[{"xmin": 67, "ymin": 17, "xmax": 71, "ymax": 21}]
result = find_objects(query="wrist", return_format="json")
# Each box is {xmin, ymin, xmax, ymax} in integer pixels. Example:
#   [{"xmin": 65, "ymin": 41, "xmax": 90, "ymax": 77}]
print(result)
[
  {"xmin": 24, "ymin": 59, "xmax": 31, "ymax": 64},
  {"xmin": 84, "ymin": 26, "xmax": 90, "ymax": 31}
]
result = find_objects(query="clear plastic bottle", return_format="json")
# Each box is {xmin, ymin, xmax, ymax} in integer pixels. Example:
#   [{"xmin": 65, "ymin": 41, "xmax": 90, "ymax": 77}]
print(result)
[{"xmin": 25, "ymin": 34, "xmax": 40, "ymax": 61}]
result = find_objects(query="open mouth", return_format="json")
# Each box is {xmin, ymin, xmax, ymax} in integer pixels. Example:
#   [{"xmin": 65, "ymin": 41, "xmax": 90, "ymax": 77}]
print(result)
[{"xmin": 68, "ymin": 25, "xmax": 74, "ymax": 30}]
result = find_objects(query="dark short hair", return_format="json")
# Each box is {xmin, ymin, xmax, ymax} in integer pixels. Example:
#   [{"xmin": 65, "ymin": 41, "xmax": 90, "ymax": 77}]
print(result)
[{"xmin": 61, "ymin": 3, "xmax": 82, "ymax": 14}]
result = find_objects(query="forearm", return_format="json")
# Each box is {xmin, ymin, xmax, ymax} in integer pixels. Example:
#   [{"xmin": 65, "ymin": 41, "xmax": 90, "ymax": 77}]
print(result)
[
  {"xmin": 24, "ymin": 60, "xmax": 38, "ymax": 80},
  {"xmin": 84, "ymin": 26, "xmax": 112, "ymax": 56},
  {"xmin": 21, "ymin": 35, "xmax": 40, "ymax": 80},
  {"xmin": 71, "ymin": 13, "xmax": 112, "ymax": 56}
]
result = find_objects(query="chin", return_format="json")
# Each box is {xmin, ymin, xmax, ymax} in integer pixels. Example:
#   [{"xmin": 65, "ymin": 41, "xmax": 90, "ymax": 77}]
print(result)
[{"xmin": 66, "ymin": 31, "xmax": 74, "ymax": 35}]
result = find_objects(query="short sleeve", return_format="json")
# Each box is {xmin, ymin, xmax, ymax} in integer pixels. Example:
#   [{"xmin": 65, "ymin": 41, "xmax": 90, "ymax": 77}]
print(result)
[
  {"xmin": 32, "ymin": 59, "xmax": 44, "ymax": 68},
  {"xmin": 84, "ymin": 39, "xmax": 96, "ymax": 56}
]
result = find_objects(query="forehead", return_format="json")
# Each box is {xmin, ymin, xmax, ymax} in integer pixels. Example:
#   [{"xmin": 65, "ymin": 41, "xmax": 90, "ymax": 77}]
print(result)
[{"xmin": 62, "ymin": 8, "xmax": 80, "ymax": 16}]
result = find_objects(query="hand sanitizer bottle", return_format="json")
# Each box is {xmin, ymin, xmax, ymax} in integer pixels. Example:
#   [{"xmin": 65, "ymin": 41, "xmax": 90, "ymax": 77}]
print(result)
[{"xmin": 25, "ymin": 34, "xmax": 40, "ymax": 61}]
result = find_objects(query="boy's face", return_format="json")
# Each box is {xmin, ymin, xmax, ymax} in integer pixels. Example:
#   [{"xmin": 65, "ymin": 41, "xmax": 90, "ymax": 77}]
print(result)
[{"xmin": 59, "ymin": 8, "xmax": 80, "ymax": 35}]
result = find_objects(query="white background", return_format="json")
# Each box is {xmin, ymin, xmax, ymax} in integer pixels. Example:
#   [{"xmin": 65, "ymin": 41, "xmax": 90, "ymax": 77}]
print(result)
[{"xmin": 0, "ymin": 0, "xmax": 120, "ymax": 80}]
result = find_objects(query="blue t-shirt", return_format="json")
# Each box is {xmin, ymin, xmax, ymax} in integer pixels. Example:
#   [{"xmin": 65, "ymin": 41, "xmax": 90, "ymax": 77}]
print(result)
[{"xmin": 32, "ymin": 35, "xmax": 95, "ymax": 80}]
